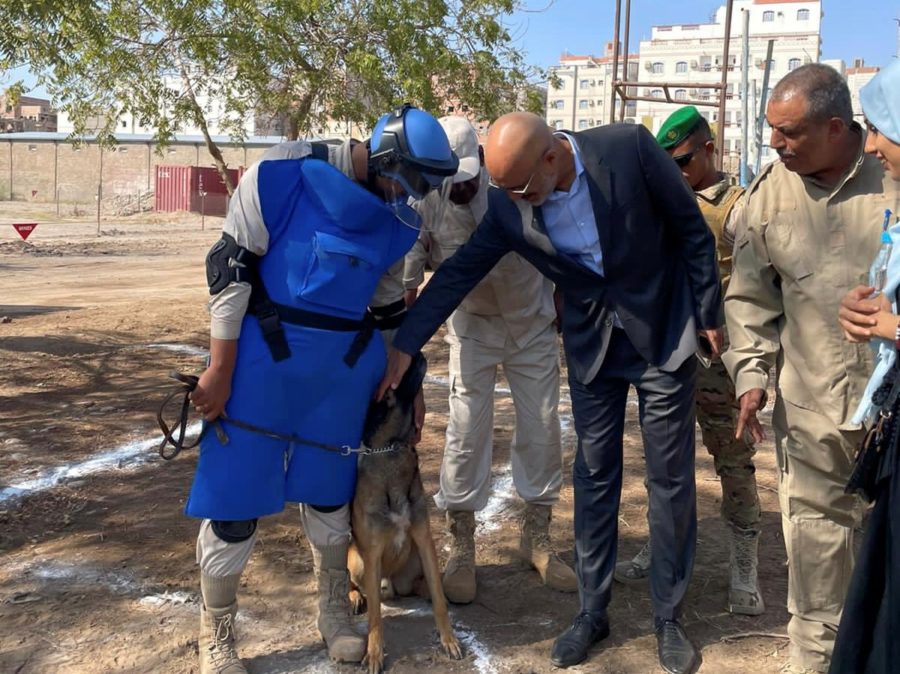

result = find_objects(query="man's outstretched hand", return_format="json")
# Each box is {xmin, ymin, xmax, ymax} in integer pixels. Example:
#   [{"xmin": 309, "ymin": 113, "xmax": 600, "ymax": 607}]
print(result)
[{"xmin": 376, "ymin": 347, "xmax": 413, "ymax": 401}]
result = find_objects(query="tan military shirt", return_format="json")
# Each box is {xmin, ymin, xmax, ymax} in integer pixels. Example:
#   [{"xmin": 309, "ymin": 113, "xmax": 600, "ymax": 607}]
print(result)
[
  {"xmin": 208, "ymin": 140, "xmax": 404, "ymax": 339},
  {"xmin": 724, "ymin": 132, "xmax": 900, "ymax": 430},
  {"xmin": 405, "ymin": 170, "xmax": 556, "ymax": 349}
]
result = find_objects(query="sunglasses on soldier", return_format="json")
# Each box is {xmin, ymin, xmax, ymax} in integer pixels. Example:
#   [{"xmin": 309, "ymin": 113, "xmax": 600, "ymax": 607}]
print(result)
[{"xmin": 672, "ymin": 146, "xmax": 703, "ymax": 168}]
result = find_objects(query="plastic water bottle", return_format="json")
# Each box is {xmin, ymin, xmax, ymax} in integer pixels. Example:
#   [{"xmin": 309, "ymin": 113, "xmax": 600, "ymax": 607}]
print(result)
[{"xmin": 868, "ymin": 209, "xmax": 894, "ymax": 297}]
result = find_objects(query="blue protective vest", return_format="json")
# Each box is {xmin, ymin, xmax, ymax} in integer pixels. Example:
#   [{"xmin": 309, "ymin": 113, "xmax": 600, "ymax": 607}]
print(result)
[{"xmin": 185, "ymin": 157, "xmax": 419, "ymax": 521}]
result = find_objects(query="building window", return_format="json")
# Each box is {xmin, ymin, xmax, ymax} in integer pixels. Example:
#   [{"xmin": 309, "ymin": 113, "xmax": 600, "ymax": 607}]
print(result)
[
  {"xmin": 553, "ymin": 120, "xmax": 564, "ymax": 130},
  {"xmin": 788, "ymin": 58, "xmax": 801, "ymax": 71},
  {"xmin": 762, "ymin": 10, "xmax": 774, "ymax": 22},
  {"xmin": 579, "ymin": 100, "xmax": 589, "ymax": 110},
  {"xmin": 797, "ymin": 9, "xmax": 809, "ymax": 20},
  {"xmin": 674, "ymin": 89, "xmax": 687, "ymax": 101},
  {"xmin": 554, "ymin": 99, "xmax": 565, "ymax": 110},
  {"xmin": 578, "ymin": 120, "xmax": 589, "ymax": 130},
  {"xmin": 651, "ymin": 62, "xmax": 664, "ymax": 74},
  {"xmin": 675, "ymin": 61, "xmax": 688, "ymax": 74},
  {"xmin": 580, "ymin": 79, "xmax": 590, "ymax": 89},
  {"xmin": 651, "ymin": 89, "xmax": 664, "ymax": 98}
]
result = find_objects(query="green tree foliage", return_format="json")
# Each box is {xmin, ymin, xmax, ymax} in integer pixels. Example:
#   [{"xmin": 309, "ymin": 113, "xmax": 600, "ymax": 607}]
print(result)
[{"xmin": 0, "ymin": 1, "xmax": 544, "ymax": 193}]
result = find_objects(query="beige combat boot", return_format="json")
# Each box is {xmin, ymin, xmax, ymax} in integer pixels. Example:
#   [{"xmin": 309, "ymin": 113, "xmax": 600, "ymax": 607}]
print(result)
[
  {"xmin": 442, "ymin": 510, "xmax": 477, "ymax": 604},
  {"xmin": 313, "ymin": 543, "xmax": 366, "ymax": 662},
  {"xmin": 520, "ymin": 503, "xmax": 578, "ymax": 592},
  {"xmin": 199, "ymin": 574, "xmax": 247, "ymax": 674},
  {"xmin": 728, "ymin": 525, "xmax": 765, "ymax": 616}
]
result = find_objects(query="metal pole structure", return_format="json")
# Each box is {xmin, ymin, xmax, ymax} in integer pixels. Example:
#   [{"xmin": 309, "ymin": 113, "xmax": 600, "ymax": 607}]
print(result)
[
  {"xmin": 571, "ymin": 64, "xmax": 578, "ymax": 130},
  {"xmin": 97, "ymin": 147, "xmax": 103, "ymax": 235},
  {"xmin": 618, "ymin": 0, "xmax": 633, "ymax": 122},
  {"xmin": 610, "ymin": 0, "xmax": 623, "ymax": 124},
  {"xmin": 740, "ymin": 8, "xmax": 750, "ymax": 185},
  {"xmin": 754, "ymin": 39, "xmax": 775, "ymax": 175},
  {"xmin": 717, "ymin": 0, "xmax": 735, "ymax": 171},
  {"xmin": 53, "ymin": 141, "xmax": 59, "ymax": 214}
]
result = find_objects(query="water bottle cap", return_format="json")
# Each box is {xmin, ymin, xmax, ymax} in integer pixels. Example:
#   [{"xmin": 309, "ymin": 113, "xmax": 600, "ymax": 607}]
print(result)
[{"xmin": 882, "ymin": 231, "xmax": 892, "ymax": 244}]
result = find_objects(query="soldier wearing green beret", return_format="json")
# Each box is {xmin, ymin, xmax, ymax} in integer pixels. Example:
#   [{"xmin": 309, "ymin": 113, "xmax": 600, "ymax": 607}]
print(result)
[{"xmin": 615, "ymin": 105, "xmax": 764, "ymax": 619}]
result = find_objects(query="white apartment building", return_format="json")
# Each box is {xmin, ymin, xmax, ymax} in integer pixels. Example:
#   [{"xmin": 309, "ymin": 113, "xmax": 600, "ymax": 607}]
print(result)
[
  {"xmin": 545, "ymin": 42, "xmax": 641, "ymax": 131},
  {"xmin": 817, "ymin": 58, "xmax": 880, "ymax": 121},
  {"xmin": 58, "ymin": 74, "xmax": 256, "ymax": 138},
  {"xmin": 846, "ymin": 60, "xmax": 880, "ymax": 121},
  {"xmin": 635, "ymin": 0, "xmax": 821, "ymax": 173}
]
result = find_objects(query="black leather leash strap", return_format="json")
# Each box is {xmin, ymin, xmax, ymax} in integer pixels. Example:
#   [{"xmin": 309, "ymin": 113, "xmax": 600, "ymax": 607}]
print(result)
[{"xmin": 156, "ymin": 371, "xmax": 359, "ymax": 460}]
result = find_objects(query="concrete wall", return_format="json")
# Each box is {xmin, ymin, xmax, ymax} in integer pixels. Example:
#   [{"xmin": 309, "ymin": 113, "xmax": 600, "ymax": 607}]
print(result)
[{"xmin": 0, "ymin": 138, "xmax": 274, "ymax": 205}]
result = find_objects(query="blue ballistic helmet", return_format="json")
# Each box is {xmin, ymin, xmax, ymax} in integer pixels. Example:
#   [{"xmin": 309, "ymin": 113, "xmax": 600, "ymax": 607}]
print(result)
[{"xmin": 369, "ymin": 104, "xmax": 459, "ymax": 199}]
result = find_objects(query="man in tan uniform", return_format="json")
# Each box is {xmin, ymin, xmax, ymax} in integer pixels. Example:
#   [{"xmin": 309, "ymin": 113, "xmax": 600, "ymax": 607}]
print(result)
[
  {"xmin": 724, "ymin": 64, "xmax": 900, "ymax": 673},
  {"xmin": 405, "ymin": 116, "xmax": 575, "ymax": 603},
  {"xmin": 616, "ymin": 106, "xmax": 763, "ymax": 617}
]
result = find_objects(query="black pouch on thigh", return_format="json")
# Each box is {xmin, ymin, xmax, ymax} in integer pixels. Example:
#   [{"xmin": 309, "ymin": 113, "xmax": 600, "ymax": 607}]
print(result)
[{"xmin": 847, "ymin": 373, "xmax": 900, "ymax": 502}]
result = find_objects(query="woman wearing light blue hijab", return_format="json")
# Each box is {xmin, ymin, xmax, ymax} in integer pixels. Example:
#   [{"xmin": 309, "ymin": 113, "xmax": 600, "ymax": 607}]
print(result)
[{"xmin": 832, "ymin": 58, "xmax": 900, "ymax": 674}]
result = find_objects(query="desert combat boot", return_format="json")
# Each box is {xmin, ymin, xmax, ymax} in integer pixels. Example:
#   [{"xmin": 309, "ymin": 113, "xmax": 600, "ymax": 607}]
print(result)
[
  {"xmin": 199, "ymin": 574, "xmax": 247, "ymax": 674},
  {"xmin": 728, "ymin": 525, "xmax": 765, "ymax": 615},
  {"xmin": 520, "ymin": 503, "xmax": 578, "ymax": 592},
  {"xmin": 442, "ymin": 510, "xmax": 477, "ymax": 604},
  {"xmin": 313, "ymin": 543, "xmax": 367, "ymax": 662}
]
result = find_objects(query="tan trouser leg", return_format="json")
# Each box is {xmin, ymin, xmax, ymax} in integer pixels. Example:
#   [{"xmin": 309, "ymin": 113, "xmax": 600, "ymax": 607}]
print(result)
[{"xmin": 773, "ymin": 399, "xmax": 865, "ymax": 673}]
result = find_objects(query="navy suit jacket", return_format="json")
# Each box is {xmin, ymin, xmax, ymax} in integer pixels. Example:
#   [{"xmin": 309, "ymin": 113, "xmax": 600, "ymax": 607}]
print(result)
[{"xmin": 393, "ymin": 123, "xmax": 722, "ymax": 384}]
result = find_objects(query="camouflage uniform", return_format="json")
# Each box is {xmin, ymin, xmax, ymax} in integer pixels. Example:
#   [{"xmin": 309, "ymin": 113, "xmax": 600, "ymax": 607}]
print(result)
[{"xmin": 695, "ymin": 177, "xmax": 760, "ymax": 532}]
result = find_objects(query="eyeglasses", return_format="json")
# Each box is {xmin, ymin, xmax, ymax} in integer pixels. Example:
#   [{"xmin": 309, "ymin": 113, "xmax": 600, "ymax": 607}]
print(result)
[
  {"xmin": 489, "ymin": 149, "xmax": 550, "ymax": 194},
  {"xmin": 672, "ymin": 146, "xmax": 703, "ymax": 168}
]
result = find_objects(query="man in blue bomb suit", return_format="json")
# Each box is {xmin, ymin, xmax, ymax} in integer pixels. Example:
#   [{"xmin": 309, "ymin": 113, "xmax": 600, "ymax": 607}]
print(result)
[
  {"xmin": 378, "ymin": 111, "xmax": 722, "ymax": 674},
  {"xmin": 185, "ymin": 104, "xmax": 458, "ymax": 674}
]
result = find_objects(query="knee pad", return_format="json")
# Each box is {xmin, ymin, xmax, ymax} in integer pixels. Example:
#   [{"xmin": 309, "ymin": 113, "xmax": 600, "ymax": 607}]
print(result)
[
  {"xmin": 308, "ymin": 503, "xmax": 345, "ymax": 513},
  {"xmin": 211, "ymin": 518, "xmax": 258, "ymax": 543}
]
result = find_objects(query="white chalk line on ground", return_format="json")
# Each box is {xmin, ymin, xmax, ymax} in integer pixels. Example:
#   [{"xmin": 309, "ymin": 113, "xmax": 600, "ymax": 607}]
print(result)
[
  {"xmin": 6, "ymin": 556, "xmax": 496, "ymax": 674},
  {"xmin": 0, "ymin": 422, "xmax": 201, "ymax": 506}
]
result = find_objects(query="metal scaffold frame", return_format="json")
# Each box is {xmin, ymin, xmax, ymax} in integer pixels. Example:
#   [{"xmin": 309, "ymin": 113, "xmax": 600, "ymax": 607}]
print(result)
[{"xmin": 608, "ymin": 0, "xmax": 735, "ymax": 171}]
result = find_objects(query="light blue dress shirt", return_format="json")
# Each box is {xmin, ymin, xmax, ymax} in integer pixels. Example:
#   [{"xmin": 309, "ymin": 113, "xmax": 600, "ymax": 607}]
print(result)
[{"xmin": 541, "ymin": 132, "xmax": 605, "ymax": 276}]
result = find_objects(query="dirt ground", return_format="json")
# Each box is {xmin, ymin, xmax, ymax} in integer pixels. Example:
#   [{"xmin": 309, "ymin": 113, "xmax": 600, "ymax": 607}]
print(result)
[{"xmin": 0, "ymin": 203, "xmax": 793, "ymax": 674}]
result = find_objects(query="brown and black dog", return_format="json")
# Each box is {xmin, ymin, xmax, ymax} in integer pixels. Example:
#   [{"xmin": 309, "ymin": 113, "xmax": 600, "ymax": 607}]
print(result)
[{"xmin": 348, "ymin": 353, "xmax": 463, "ymax": 673}]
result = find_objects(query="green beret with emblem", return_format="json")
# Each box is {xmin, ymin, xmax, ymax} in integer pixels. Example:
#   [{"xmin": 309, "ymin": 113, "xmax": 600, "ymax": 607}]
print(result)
[{"xmin": 655, "ymin": 106, "xmax": 703, "ymax": 149}]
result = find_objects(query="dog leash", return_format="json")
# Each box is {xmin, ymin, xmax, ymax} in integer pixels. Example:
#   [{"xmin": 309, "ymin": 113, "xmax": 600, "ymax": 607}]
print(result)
[{"xmin": 156, "ymin": 371, "xmax": 400, "ymax": 460}]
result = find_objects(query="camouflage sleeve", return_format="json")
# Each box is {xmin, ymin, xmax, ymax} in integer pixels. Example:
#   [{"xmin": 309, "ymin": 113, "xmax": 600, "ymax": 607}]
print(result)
[{"xmin": 722, "ymin": 203, "xmax": 783, "ymax": 398}]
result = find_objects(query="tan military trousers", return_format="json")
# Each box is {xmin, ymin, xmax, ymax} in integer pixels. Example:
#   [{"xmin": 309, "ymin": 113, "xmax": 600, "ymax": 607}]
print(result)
[
  {"xmin": 695, "ymin": 356, "xmax": 760, "ymax": 530},
  {"xmin": 772, "ymin": 397, "xmax": 866, "ymax": 672},
  {"xmin": 433, "ymin": 321, "xmax": 563, "ymax": 511}
]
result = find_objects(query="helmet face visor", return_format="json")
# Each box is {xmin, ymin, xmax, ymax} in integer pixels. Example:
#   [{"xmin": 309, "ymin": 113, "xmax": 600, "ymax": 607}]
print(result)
[{"xmin": 381, "ymin": 159, "xmax": 450, "ymax": 200}]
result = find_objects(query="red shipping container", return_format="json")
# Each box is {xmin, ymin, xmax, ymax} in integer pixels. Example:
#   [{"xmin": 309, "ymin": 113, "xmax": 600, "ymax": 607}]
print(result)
[{"xmin": 155, "ymin": 165, "xmax": 241, "ymax": 217}]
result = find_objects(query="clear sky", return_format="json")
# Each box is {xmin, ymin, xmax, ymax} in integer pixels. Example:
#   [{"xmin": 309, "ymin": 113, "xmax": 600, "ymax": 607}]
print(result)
[{"xmin": 507, "ymin": 0, "xmax": 897, "ymax": 71}]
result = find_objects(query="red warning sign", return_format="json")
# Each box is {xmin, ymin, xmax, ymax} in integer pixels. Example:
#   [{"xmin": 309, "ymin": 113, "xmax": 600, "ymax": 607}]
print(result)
[{"xmin": 12, "ymin": 223, "xmax": 38, "ymax": 241}]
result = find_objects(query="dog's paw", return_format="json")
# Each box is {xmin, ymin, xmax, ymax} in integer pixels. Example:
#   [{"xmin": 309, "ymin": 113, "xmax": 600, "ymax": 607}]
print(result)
[
  {"xmin": 349, "ymin": 589, "xmax": 367, "ymax": 615},
  {"xmin": 441, "ymin": 633, "xmax": 464, "ymax": 660},
  {"xmin": 363, "ymin": 642, "xmax": 385, "ymax": 674}
]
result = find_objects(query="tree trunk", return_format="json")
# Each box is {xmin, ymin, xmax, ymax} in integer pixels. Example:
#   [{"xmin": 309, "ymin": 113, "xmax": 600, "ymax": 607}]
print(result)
[{"xmin": 178, "ymin": 62, "xmax": 236, "ymax": 195}]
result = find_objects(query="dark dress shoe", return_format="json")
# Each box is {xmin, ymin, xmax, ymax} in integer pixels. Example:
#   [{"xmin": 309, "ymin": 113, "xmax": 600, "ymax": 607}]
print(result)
[
  {"xmin": 550, "ymin": 611, "xmax": 610, "ymax": 668},
  {"xmin": 655, "ymin": 620, "xmax": 700, "ymax": 674}
]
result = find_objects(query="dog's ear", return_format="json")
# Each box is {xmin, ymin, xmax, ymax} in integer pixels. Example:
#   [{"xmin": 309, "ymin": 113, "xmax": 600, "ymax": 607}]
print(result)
[{"xmin": 396, "ymin": 352, "xmax": 427, "ymax": 401}]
